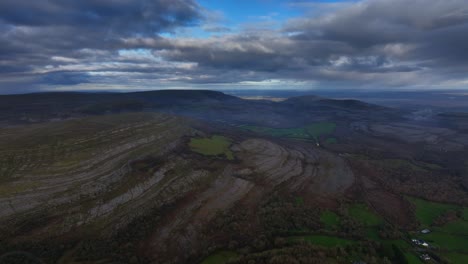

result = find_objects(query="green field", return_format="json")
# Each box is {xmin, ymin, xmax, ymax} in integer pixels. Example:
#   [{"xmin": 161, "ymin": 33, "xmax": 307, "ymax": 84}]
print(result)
[
  {"xmin": 408, "ymin": 197, "xmax": 459, "ymax": 226},
  {"xmin": 240, "ymin": 122, "xmax": 336, "ymax": 142},
  {"xmin": 201, "ymin": 250, "xmax": 238, "ymax": 264},
  {"xmin": 320, "ymin": 211, "xmax": 340, "ymax": 229},
  {"xmin": 405, "ymin": 252, "xmax": 423, "ymax": 264},
  {"xmin": 240, "ymin": 125, "xmax": 308, "ymax": 138},
  {"xmin": 421, "ymin": 232, "xmax": 468, "ymax": 251},
  {"xmin": 189, "ymin": 135, "xmax": 234, "ymax": 160},
  {"xmin": 290, "ymin": 226, "xmax": 423, "ymax": 264},
  {"xmin": 463, "ymin": 207, "xmax": 468, "ymax": 220},
  {"xmin": 348, "ymin": 204, "xmax": 382, "ymax": 226},
  {"xmin": 408, "ymin": 197, "xmax": 468, "ymax": 262},
  {"xmin": 445, "ymin": 252, "xmax": 468, "ymax": 263},
  {"xmin": 436, "ymin": 219, "xmax": 468, "ymax": 236}
]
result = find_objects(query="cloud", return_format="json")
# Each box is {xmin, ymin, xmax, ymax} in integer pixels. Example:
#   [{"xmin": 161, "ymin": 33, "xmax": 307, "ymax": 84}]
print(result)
[
  {"xmin": 0, "ymin": 0, "xmax": 201, "ymax": 33},
  {"xmin": 1, "ymin": 0, "xmax": 468, "ymax": 93},
  {"xmin": 0, "ymin": 0, "xmax": 202, "ymax": 72}
]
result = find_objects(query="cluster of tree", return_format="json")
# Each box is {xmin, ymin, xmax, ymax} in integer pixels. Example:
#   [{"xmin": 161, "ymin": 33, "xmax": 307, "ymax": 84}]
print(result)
[
  {"xmin": 259, "ymin": 195, "xmax": 321, "ymax": 235},
  {"xmin": 355, "ymin": 157, "xmax": 468, "ymax": 205}
]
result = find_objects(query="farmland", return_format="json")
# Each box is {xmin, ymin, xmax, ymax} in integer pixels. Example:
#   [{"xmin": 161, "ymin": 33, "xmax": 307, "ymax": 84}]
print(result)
[
  {"xmin": 409, "ymin": 197, "xmax": 468, "ymax": 263},
  {"xmin": 408, "ymin": 197, "xmax": 459, "ymax": 226}
]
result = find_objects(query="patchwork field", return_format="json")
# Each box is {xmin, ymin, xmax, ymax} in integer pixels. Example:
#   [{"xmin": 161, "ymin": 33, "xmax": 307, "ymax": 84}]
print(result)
[
  {"xmin": 409, "ymin": 197, "xmax": 468, "ymax": 263},
  {"xmin": 409, "ymin": 197, "xmax": 459, "ymax": 226}
]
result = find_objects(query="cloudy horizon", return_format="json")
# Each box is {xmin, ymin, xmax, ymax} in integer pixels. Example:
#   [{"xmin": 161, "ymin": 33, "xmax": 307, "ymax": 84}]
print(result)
[{"xmin": 1, "ymin": 0, "xmax": 468, "ymax": 94}]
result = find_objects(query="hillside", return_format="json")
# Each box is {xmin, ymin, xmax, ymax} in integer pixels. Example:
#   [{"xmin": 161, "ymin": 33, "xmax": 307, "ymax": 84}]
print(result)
[{"xmin": 0, "ymin": 91, "xmax": 467, "ymax": 263}]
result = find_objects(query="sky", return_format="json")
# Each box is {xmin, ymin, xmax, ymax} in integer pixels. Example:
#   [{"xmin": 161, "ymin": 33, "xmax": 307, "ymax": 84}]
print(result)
[{"xmin": 1, "ymin": 0, "xmax": 468, "ymax": 94}]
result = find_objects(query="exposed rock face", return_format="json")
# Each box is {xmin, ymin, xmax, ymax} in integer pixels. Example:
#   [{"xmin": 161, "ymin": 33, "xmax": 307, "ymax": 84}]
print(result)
[
  {"xmin": 146, "ymin": 171, "xmax": 255, "ymax": 262},
  {"xmin": 233, "ymin": 139, "xmax": 354, "ymax": 193},
  {"xmin": 144, "ymin": 139, "xmax": 354, "ymax": 263},
  {"xmin": 0, "ymin": 113, "xmax": 195, "ymax": 239},
  {"xmin": 367, "ymin": 122, "xmax": 468, "ymax": 151},
  {"xmin": 0, "ymin": 113, "xmax": 355, "ymax": 264}
]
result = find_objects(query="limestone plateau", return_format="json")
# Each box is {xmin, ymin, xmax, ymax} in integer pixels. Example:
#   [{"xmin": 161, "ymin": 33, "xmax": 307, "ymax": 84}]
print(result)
[{"xmin": 0, "ymin": 91, "xmax": 467, "ymax": 264}]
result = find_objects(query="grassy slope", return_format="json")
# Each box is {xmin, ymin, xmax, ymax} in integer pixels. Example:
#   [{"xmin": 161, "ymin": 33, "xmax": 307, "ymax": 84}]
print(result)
[{"xmin": 189, "ymin": 135, "xmax": 234, "ymax": 160}]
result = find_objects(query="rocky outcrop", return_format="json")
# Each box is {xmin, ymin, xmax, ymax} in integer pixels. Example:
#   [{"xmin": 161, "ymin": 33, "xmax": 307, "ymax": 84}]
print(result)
[{"xmin": 233, "ymin": 139, "xmax": 354, "ymax": 193}]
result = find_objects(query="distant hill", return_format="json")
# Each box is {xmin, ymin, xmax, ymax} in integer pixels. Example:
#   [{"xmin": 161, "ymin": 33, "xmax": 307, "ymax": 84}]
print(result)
[
  {"xmin": 0, "ymin": 90, "xmax": 241, "ymax": 123},
  {"xmin": 282, "ymin": 95, "xmax": 387, "ymax": 111},
  {"xmin": 0, "ymin": 90, "xmax": 402, "ymax": 127}
]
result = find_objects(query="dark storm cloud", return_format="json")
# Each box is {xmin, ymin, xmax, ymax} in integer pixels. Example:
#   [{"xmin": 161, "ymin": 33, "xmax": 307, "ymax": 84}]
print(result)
[
  {"xmin": 0, "ymin": 0, "xmax": 201, "ymax": 75},
  {"xmin": 0, "ymin": 0, "xmax": 200, "ymax": 33},
  {"xmin": 1, "ymin": 0, "xmax": 468, "ymax": 92}
]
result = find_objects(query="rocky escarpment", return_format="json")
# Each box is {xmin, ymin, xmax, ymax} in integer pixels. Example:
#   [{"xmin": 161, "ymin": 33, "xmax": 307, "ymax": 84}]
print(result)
[
  {"xmin": 0, "ymin": 114, "xmax": 355, "ymax": 264},
  {"xmin": 233, "ymin": 139, "xmax": 354, "ymax": 193},
  {"xmin": 0, "ymin": 113, "xmax": 196, "ymax": 241},
  {"xmin": 145, "ymin": 138, "xmax": 354, "ymax": 263}
]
